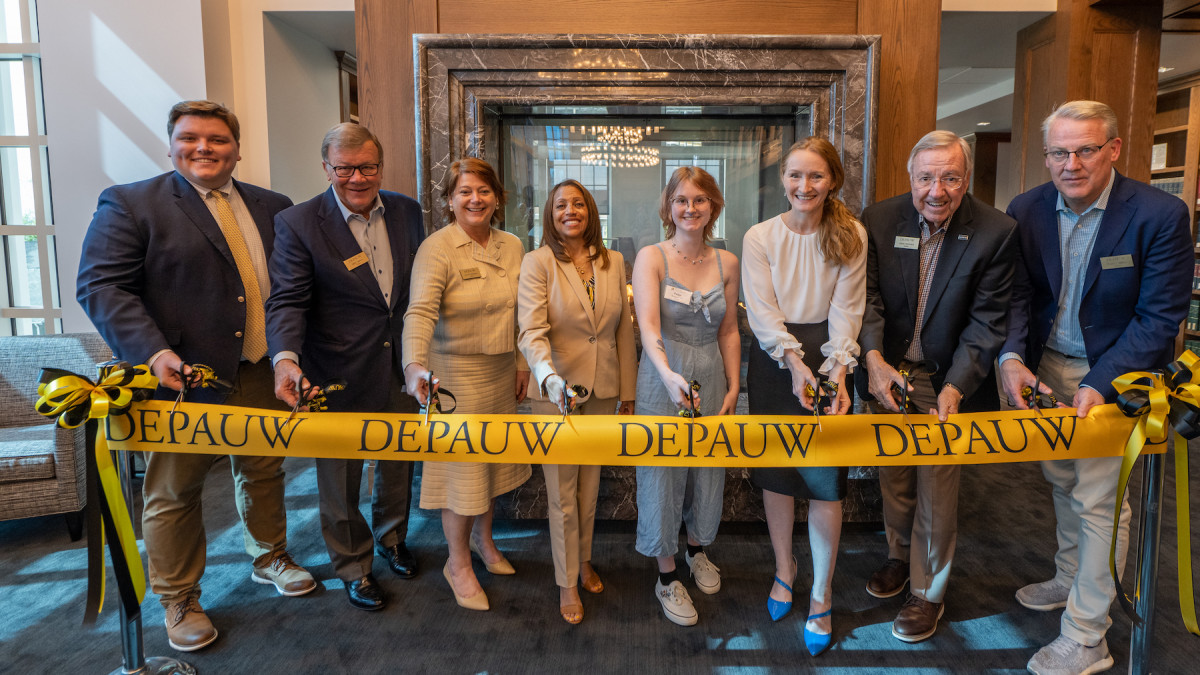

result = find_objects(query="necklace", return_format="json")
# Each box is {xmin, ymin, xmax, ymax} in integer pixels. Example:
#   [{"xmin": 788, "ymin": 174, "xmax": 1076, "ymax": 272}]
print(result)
[{"xmin": 671, "ymin": 240, "xmax": 706, "ymax": 265}]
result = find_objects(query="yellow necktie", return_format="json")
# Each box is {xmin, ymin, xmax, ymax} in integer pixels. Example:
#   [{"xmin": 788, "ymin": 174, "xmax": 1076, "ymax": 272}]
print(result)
[{"xmin": 210, "ymin": 190, "xmax": 267, "ymax": 362}]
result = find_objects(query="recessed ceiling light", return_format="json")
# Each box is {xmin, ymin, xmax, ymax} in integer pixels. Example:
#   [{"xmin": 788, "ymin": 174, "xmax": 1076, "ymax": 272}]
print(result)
[
  {"xmin": 976, "ymin": 121, "xmax": 991, "ymax": 126},
  {"xmin": 1160, "ymin": 66, "xmax": 1175, "ymax": 73}
]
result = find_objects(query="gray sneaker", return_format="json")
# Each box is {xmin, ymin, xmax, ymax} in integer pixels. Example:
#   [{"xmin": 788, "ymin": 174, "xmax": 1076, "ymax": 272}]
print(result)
[
  {"xmin": 685, "ymin": 551, "xmax": 722, "ymax": 594},
  {"xmin": 1027, "ymin": 635, "xmax": 1114, "ymax": 675},
  {"xmin": 1016, "ymin": 578, "xmax": 1070, "ymax": 611}
]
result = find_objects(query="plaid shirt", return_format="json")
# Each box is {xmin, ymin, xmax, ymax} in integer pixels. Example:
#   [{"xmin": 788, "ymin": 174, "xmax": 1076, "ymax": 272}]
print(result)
[{"xmin": 905, "ymin": 215, "xmax": 949, "ymax": 362}]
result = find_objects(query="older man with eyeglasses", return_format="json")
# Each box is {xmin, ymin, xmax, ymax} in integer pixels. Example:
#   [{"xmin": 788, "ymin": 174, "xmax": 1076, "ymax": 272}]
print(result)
[
  {"xmin": 266, "ymin": 122, "xmax": 427, "ymax": 612},
  {"xmin": 856, "ymin": 130, "xmax": 1018, "ymax": 644},
  {"xmin": 1000, "ymin": 100, "xmax": 1192, "ymax": 675}
]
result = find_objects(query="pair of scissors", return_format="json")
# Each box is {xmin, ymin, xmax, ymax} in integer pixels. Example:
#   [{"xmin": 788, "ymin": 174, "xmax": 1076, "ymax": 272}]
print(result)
[
  {"xmin": 890, "ymin": 360, "xmax": 938, "ymax": 433},
  {"xmin": 419, "ymin": 372, "xmax": 457, "ymax": 425},
  {"xmin": 171, "ymin": 363, "xmax": 231, "ymax": 412},
  {"xmin": 803, "ymin": 379, "xmax": 840, "ymax": 431},
  {"xmin": 562, "ymin": 383, "xmax": 589, "ymax": 421},
  {"xmin": 285, "ymin": 376, "xmax": 347, "ymax": 424},
  {"xmin": 677, "ymin": 380, "xmax": 702, "ymax": 418},
  {"xmin": 1021, "ymin": 375, "xmax": 1058, "ymax": 413}
]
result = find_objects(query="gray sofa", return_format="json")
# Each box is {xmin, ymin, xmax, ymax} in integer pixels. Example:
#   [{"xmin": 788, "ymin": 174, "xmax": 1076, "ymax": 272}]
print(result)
[{"xmin": 0, "ymin": 332, "xmax": 113, "ymax": 538}]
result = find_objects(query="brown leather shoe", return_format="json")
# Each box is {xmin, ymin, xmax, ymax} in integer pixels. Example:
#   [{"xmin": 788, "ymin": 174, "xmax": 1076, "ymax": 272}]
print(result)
[
  {"xmin": 866, "ymin": 558, "xmax": 909, "ymax": 598},
  {"xmin": 164, "ymin": 593, "xmax": 218, "ymax": 652},
  {"xmin": 891, "ymin": 594, "xmax": 944, "ymax": 643}
]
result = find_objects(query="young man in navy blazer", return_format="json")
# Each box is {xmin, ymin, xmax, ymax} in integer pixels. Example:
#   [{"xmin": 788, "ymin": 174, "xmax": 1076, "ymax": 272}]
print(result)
[
  {"xmin": 266, "ymin": 123, "xmax": 425, "ymax": 612},
  {"xmin": 1001, "ymin": 100, "xmax": 1193, "ymax": 675},
  {"xmin": 77, "ymin": 100, "xmax": 315, "ymax": 653}
]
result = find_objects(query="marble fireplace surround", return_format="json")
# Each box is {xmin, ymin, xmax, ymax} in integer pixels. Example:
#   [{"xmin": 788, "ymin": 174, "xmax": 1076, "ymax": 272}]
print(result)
[
  {"xmin": 413, "ymin": 33, "xmax": 880, "ymax": 230},
  {"xmin": 413, "ymin": 34, "xmax": 882, "ymax": 522}
]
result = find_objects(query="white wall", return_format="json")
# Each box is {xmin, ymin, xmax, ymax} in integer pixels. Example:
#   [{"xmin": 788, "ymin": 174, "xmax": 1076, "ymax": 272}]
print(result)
[
  {"xmin": 40, "ymin": 0, "xmax": 208, "ymax": 332},
  {"xmin": 39, "ymin": 0, "xmax": 350, "ymax": 333},
  {"xmin": 263, "ymin": 14, "xmax": 341, "ymax": 203}
]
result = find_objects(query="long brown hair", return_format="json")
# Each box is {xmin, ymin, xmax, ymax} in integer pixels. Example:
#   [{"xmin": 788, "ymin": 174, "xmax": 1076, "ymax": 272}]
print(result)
[
  {"xmin": 541, "ymin": 179, "xmax": 609, "ymax": 270},
  {"xmin": 658, "ymin": 166, "xmax": 724, "ymax": 241},
  {"xmin": 782, "ymin": 137, "xmax": 862, "ymax": 266}
]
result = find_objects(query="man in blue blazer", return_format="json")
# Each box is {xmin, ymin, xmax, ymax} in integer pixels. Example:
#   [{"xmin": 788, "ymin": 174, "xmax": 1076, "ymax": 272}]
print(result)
[
  {"xmin": 77, "ymin": 101, "xmax": 315, "ymax": 652},
  {"xmin": 266, "ymin": 123, "xmax": 425, "ymax": 611},
  {"xmin": 1001, "ymin": 100, "xmax": 1192, "ymax": 675}
]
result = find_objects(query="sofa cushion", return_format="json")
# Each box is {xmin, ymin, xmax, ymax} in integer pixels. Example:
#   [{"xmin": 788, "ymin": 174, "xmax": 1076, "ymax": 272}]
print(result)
[{"xmin": 0, "ymin": 425, "xmax": 56, "ymax": 484}]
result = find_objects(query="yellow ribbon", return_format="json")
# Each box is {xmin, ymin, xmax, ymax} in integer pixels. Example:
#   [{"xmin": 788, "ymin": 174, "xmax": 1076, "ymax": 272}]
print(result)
[
  {"xmin": 1112, "ymin": 351, "xmax": 1200, "ymax": 637},
  {"xmin": 36, "ymin": 364, "xmax": 156, "ymax": 618}
]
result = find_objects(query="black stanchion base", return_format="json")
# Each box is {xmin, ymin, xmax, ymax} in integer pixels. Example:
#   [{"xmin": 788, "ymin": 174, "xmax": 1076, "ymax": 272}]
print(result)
[{"xmin": 107, "ymin": 656, "xmax": 196, "ymax": 675}]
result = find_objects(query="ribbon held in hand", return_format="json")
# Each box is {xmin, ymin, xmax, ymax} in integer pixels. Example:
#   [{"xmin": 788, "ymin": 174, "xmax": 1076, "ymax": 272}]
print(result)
[
  {"xmin": 1112, "ymin": 350, "xmax": 1200, "ymax": 636},
  {"xmin": 35, "ymin": 362, "xmax": 157, "ymax": 624}
]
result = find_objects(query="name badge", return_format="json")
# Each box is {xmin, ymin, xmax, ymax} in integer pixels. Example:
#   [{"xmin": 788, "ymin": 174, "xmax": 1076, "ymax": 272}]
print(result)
[
  {"xmin": 895, "ymin": 236, "xmax": 920, "ymax": 250},
  {"xmin": 664, "ymin": 285, "xmax": 692, "ymax": 305},
  {"xmin": 1100, "ymin": 254, "xmax": 1133, "ymax": 270},
  {"xmin": 343, "ymin": 252, "xmax": 368, "ymax": 271},
  {"xmin": 460, "ymin": 267, "xmax": 483, "ymax": 280}
]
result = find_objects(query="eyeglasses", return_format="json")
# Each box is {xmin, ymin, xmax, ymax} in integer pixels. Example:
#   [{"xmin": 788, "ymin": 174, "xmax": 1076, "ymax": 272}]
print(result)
[
  {"xmin": 911, "ymin": 175, "xmax": 966, "ymax": 190},
  {"xmin": 329, "ymin": 163, "xmax": 381, "ymax": 178},
  {"xmin": 1043, "ymin": 138, "xmax": 1113, "ymax": 165},
  {"xmin": 670, "ymin": 196, "xmax": 711, "ymax": 209}
]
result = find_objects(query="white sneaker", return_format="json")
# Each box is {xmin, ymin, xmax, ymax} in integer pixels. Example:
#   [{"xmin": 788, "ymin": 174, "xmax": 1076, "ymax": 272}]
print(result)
[
  {"xmin": 685, "ymin": 550, "xmax": 722, "ymax": 594},
  {"xmin": 1027, "ymin": 635, "xmax": 1114, "ymax": 675},
  {"xmin": 1016, "ymin": 578, "xmax": 1070, "ymax": 611},
  {"xmin": 655, "ymin": 579, "xmax": 698, "ymax": 626},
  {"xmin": 251, "ymin": 551, "xmax": 317, "ymax": 597}
]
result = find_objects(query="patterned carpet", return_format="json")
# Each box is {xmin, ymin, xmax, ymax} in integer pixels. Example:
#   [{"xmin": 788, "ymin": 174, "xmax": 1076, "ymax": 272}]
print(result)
[{"xmin": 2, "ymin": 450, "xmax": 1198, "ymax": 674}]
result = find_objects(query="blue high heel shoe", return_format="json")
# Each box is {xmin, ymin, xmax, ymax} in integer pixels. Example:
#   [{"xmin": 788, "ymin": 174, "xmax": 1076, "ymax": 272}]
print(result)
[
  {"xmin": 766, "ymin": 576, "xmax": 793, "ymax": 621},
  {"xmin": 804, "ymin": 606, "xmax": 833, "ymax": 656}
]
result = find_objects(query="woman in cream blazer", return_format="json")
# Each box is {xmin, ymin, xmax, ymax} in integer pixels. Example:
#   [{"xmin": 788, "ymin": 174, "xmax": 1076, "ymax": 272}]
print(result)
[{"xmin": 517, "ymin": 179, "xmax": 636, "ymax": 625}]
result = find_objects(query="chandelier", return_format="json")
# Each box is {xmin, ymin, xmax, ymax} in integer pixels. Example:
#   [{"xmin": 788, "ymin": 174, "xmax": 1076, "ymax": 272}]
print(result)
[{"xmin": 574, "ymin": 125, "xmax": 664, "ymax": 168}]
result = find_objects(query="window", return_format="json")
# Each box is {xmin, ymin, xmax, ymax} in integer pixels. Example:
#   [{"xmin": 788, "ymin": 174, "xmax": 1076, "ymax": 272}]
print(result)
[{"xmin": 0, "ymin": 0, "xmax": 54, "ymax": 335}]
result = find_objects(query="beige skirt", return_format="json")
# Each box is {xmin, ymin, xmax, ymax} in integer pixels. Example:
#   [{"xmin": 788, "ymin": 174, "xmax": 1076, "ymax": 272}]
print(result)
[{"xmin": 419, "ymin": 351, "xmax": 532, "ymax": 515}]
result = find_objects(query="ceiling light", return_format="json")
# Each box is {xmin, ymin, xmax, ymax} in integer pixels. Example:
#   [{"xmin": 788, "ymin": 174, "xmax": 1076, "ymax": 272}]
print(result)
[
  {"xmin": 976, "ymin": 121, "xmax": 991, "ymax": 126},
  {"xmin": 1159, "ymin": 66, "xmax": 1175, "ymax": 73}
]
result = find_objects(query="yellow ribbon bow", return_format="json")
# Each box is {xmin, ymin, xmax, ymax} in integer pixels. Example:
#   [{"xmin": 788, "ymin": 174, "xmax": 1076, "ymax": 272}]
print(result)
[
  {"xmin": 1112, "ymin": 350, "xmax": 1200, "ymax": 637},
  {"xmin": 36, "ymin": 363, "xmax": 157, "ymax": 622}
]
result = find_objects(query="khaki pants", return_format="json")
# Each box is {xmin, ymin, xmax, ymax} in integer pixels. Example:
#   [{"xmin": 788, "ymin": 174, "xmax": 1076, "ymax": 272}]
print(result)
[
  {"xmin": 142, "ymin": 360, "xmax": 289, "ymax": 607},
  {"xmin": 531, "ymin": 396, "xmax": 615, "ymax": 588},
  {"xmin": 1036, "ymin": 349, "xmax": 1130, "ymax": 646},
  {"xmin": 871, "ymin": 364, "xmax": 961, "ymax": 605}
]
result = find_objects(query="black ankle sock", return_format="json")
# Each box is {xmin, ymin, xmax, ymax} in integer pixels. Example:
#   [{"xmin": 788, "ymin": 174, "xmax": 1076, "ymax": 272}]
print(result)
[
  {"xmin": 658, "ymin": 570, "xmax": 679, "ymax": 586},
  {"xmin": 686, "ymin": 544, "xmax": 704, "ymax": 557}
]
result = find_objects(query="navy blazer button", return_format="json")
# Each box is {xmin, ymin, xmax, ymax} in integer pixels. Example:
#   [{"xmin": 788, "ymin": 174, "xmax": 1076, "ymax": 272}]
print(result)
[
  {"xmin": 238, "ymin": 296, "xmax": 245, "ymax": 303},
  {"xmin": 235, "ymin": 331, "xmax": 243, "ymax": 338},
  {"xmin": 384, "ymin": 341, "xmax": 391, "ymax": 348}
]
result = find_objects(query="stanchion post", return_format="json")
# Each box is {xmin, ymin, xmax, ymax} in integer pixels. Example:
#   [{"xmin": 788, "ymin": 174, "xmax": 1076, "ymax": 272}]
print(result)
[
  {"xmin": 1129, "ymin": 452, "xmax": 1165, "ymax": 675},
  {"xmin": 97, "ymin": 360, "xmax": 195, "ymax": 675}
]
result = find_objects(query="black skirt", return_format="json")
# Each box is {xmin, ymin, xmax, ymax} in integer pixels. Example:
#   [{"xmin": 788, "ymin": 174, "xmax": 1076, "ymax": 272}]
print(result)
[{"xmin": 748, "ymin": 320, "xmax": 849, "ymax": 501}]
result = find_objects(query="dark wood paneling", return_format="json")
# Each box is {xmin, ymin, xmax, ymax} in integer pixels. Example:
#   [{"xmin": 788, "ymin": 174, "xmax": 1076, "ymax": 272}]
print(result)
[
  {"xmin": 1011, "ymin": 14, "xmax": 1057, "ymax": 194},
  {"xmin": 971, "ymin": 132, "xmax": 1011, "ymax": 207},
  {"xmin": 435, "ymin": 0, "xmax": 859, "ymax": 34},
  {"xmin": 356, "ymin": 0, "xmax": 438, "ymax": 197},
  {"xmin": 858, "ymin": 0, "xmax": 941, "ymax": 203}
]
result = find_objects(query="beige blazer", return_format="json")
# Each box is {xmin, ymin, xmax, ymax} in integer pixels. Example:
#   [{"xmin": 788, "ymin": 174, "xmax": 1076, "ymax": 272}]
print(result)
[
  {"xmin": 402, "ymin": 223, "xmax": 527, "ymax": 370},
  {"xmin": 517, "ymin": 245, "xmax": 636, "ymax": 403}
]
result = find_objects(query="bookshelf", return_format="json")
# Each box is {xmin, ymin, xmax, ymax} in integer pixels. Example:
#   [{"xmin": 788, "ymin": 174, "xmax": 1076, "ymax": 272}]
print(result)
[{"xmin": 1155, "ymin": 74, "xmax": 1200, "ymax": 355}]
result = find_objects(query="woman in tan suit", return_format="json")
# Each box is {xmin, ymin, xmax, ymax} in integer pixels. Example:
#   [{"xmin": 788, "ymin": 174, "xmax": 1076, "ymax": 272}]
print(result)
[
  {"xmin": 403, "ymin": 158, "xmax": 531, "ymax": 611},
  {"xmin": 517, "ymin": 180, "xmax": 636, "ymax": 625}
]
